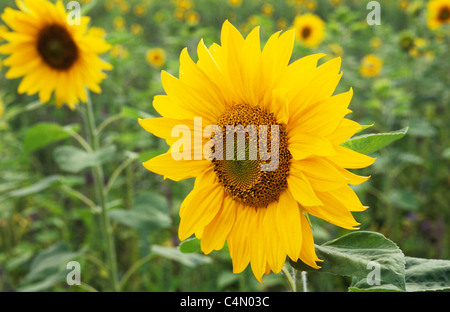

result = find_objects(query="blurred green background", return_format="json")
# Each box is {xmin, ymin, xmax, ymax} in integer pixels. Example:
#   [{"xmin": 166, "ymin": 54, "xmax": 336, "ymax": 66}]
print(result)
[{"xmin": 0, "ymin": 0, "xmax": 449, "ymax": 292}]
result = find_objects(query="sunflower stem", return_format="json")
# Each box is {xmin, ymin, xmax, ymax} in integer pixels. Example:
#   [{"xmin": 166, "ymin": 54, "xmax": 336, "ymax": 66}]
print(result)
[
  {"xmin": 281, "ymin": 266, "xmax": 296, "ymax": 292},
  {"xmin": 84, "ymin": 91, "xmax": 120, "ymax": 292}
]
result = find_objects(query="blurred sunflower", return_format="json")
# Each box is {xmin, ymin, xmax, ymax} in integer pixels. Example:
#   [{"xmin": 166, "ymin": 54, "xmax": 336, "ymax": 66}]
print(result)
[
  {"xmin": 139, "ymin": 21, "xmax": 374, "ymax": 282},
  {"xmin": 293, "ymin": 13, "xmax": 325, "ymax": 48},
  {"xmin": 0, "ymin": 97, "xmax": 4, "ymax": 118},
  {"xmin": 360, "ymin": 54, "xmax": 383, "ymax": 77},
  {"xmin": 146, "ymin": 48, "xmax": 166, "ymax": 68},
  {"xmin": 427, "ymin": 0, "xmax": 450, "ymax": 29},
  {"xmin": 0, "ymin": 0, "xmax": 112, "ymax": 109}
]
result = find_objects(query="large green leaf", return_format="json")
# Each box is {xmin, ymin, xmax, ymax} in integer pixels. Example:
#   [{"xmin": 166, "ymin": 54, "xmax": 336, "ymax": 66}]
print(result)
[
  {"xmin": 23, "ymin": 122, "xmax": 79, "ymax": 154},
  {"xmin": 53, "ymin": 145, "xmax": 116, "ymax": 173},
  {"xmin": 18, "ymin": 242, "xmax": 85, "ymax": 292},
  {"xmin": 341, "ymin": 127, "xmax": 408, "ymax": 154},
  {"xmin": 290, "ymin": 231, "xmax": 406, "ymax": 291},
  {"xmin": 350, "ymin": 256, "xmax": 450, "ymax": 292}
]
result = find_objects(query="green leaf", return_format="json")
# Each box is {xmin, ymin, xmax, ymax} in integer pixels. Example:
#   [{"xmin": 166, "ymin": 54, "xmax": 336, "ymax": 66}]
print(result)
[
  {"xmin": 53, "ymin": 145, "xmax": 116, "ymax": 173},
  {"xmin": 0, "ymin": 175, "xmax": 63, "ymax": 203},
  {"xmin": 18, "ymin": 242, "xmax": 85, "ymax": 292},
  {"xmin": 350, "ymin": 257, "xmax": 450, "ymax": 292},
  {"xmin": 109, "ymin": 192, "xmax": 171, "ymax": 231},
  {"xmin": 151, "ymin": 245, "xmax": 211, "ymax": 268},
  {"xmin": 23, "ymin": 122, "xmax": 79, "ymax": 153},
  {"xmin": 120, "ymin": 106, "xmax": 154, "ymax": 119},
  {"xmin": 109, "ymin": 209, "xmax": 170, "ymax": 232},
  {"xmin": 179, "ymin": 238, "xmax": 202, "ymax": 253},
  {"xmin": 290, "ymin": 231, "xmax": 406, "ymax": 291},
  {"xmin": 341, "ymin": 127, "xmax": 408, "ymax": 154},
  {"xmin": 356, "ymin": 123, "xmax": 375, "ymax": 133}
]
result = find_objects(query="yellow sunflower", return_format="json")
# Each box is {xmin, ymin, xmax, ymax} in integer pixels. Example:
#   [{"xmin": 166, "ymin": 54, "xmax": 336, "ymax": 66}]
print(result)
[
  {"xmin": 427, "ymin": 0, "xmax": 450, "ymax": 29},
  {"xmin": 360, "ymin": 54, "xmax": 383, "ymax": 77},
  {"xmin": 0, "ymin": 0, "xmax": 112, "ymax": 109},
  {"xmin": 146, "ymin": 48, "xmax": 166, "ymax": 68},
  {"xmin": 139, "ymin": 21, "xmax": 374, "ymax": 282},
  {"xmin": 293, "ymin": 13, "xmax": 325, "ymax": 48}
]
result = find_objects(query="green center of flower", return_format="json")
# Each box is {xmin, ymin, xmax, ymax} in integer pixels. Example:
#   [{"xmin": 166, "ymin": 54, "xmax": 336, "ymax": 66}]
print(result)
[
  {"xmin": 212, "ymin": 104, "xmax": 291, "ymax": 208},
  {"xmin": 438, "ymin": 6, "xmax": 450, "ymax": 21},
  {"xmin": 37, "ymin": 24, "xmax": 78, "ymax": 70}
]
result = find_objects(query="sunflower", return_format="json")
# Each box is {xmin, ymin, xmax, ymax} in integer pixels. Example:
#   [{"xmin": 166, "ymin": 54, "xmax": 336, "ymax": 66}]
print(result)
[
  {"xmin": 427, "ymin": 0, "xmax": 450, "ymax": 29},
  {"xmin": 360, "ymin": 54, "xmax": 383, "ymax": 77},
  {"xmin": 0, "ymin": 0, "xmax": 112, "ymax": 109},
  {"xmin": 293, "ymin": 13, "xmax": 325, "ymax": 48},
  {"xmin": 139, "ymin": 21, "xmax": 374, "ymax": 282},
  {"xmin": 146, "ymin": 48, "xmax": 166, "ymax": 68}
]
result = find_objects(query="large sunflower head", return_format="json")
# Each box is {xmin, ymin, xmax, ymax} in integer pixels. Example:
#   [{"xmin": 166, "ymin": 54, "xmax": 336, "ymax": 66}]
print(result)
[
  {"xmin": 427, "ymin": 0, "xmax": 450, "ymax": 29},
  {"xmin": 293, "ymin": 13, "xmax": 325, "ymax": 48},
  {"xmin": 139, "ymin": 21, "xmax": 375, "ymax": 282},
  {"xmin": 0, "ymin": 0, "xmax": 112, "ymax": 109}
]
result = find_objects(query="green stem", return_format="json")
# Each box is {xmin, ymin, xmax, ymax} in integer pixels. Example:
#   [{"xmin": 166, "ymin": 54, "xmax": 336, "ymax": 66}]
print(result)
[
  {"xmin": 84, "ymin": 92, "xmax": 120, "ymax": 292},
  {"xmin": 119, "ymin": 253, "xmax": 155, "ymax": 290},
  {"xmin": 281, "ymin": 266, "xmax": 296, "ymax": 292}
]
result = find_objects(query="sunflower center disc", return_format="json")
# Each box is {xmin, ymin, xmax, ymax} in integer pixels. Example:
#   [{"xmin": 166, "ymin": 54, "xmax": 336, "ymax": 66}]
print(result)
[
  {"xmin": 212, "ymin": 104, "xmax": 291, "ymax": 208},
  {"xmin": 438, "ymin": 6, "xmax": 450, "ymax": 21},
  {"xmin": 301, "ymin": 26, "xmax": 312, "ymax": 39},
  {"xmin": 37, "ymin": 24, "xmax": 79, "ymax": 70}
]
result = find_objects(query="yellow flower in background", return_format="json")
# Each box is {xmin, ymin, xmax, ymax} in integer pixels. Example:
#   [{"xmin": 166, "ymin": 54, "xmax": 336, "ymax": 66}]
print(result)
[
  {"xmin": 0, "ymin": 97, "xmax": 4, "ymax": 118},
  {"xmin": 360, "ymin": 54, "xmax": 383, "ymax": 77},
  {"xmin": 0, "ymin": 0, "xmax": 112, "ymax": 109},
  {"xmin": 370, "ymin": 37, "xmax": 382, "ymax": 49},
  {"xmin": 130, "ymin": 24, "xmax": 144, "ymax": 35},
  {"xmin": 139, "ymin": 21, "xmax": 374, "ymax": 282},
  {"xmin": 228, "ymin": 0, "xmax": 242, "ymax": 8},
  {"xmin": 146, "ymin": 48, "xmax": 166, "ymax": 68},
  {"xmin": 114, "ymin": 16, "xmax": 126, "ymax": 30},
  {"xmin": 293, "ymin": 13, "xmax": 325, "ymax": 48},
  {"xmin": 185, "ymin": 11, "xmax": 200, "ymax": 25},
  {"xmin": 399, "ymin": 0, "xmax": 409, "ymax": 10},
  {"xmin": 261, "ymin": 4, "xmax": 274, "ymax": 16},
  {"xmin": 134, "ymin": 4, "xmax": 147, "ymax": 17},
  {"xmin": 111, "ymin": 44, "xmax": 129, "ymax": 59},
  {"xmin": 277, "ymin": 18, "xmax": 288, "ymax": 30},
  {"xmin": 427, "ymin": 0, "xmax": 450, "ymax": 29}
]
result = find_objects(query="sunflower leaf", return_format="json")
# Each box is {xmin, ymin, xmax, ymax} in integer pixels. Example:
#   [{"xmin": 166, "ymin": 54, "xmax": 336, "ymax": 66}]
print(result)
[
  {"xmin": 350, "ymin": 256, "xmax": 450, "ymax": 292},
  {"xmin": 341, "ymin": 127, "xmax": 408, "ymax": 154},
  {"xmin": 23, "ymin": 122, "xmax": 79, "ymax": 154},
  {"xmin": 53, "ymin": 145, "xmax": 116, "ymax": 173},
  {"xmin": 289, "ymin": 231, "xmax": 406, "ymax": 291},
  {"xmin": 179, "ymin": 238, "xmax": 202, "ymax": 253}
]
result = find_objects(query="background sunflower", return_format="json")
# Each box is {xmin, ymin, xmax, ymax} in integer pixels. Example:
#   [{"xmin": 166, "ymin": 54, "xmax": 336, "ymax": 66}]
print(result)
[{"xmin": 0, "ymin": 0, "xmax": 112, "ymax": 109}]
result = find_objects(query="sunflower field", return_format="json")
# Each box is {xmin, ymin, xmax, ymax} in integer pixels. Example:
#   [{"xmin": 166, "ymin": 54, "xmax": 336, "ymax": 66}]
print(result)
[{"xmin": 0, "ymin": 0, "xmax": 449, "ymax": 295}]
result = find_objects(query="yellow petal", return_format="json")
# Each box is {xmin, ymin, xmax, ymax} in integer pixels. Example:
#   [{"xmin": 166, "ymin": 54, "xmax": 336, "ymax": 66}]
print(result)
[
  {"xmin": 178, "ymin": 182, "xmax": 224, "ymax": 241},
  {"xmin": 201, "ymin": 195, "xmax": 237, "ymax": 254},
  {"xmin": 288, "ymin": 131, "xmax": 336, "ymax": 160},
  {"xmin": 142, "ymin": 152, "xmax": 210, "ymax": 182},
  {"xmin": 294, "ymin": 158, "xmax": 348, "ymax": 192},
  {"xmin": 287, "ymin": 164, "xmax": 323, "ymax": 206},
  {"xmin": 276, "ymin": 191, "xmax": 302, "ymax": 261},
  {"xmin": 327, "ymin": 145, "xmax": 376, "ymax": 169},
  {"xmin": 298, "ymin": 212, "xmax": 321, "ymax": 269}
]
